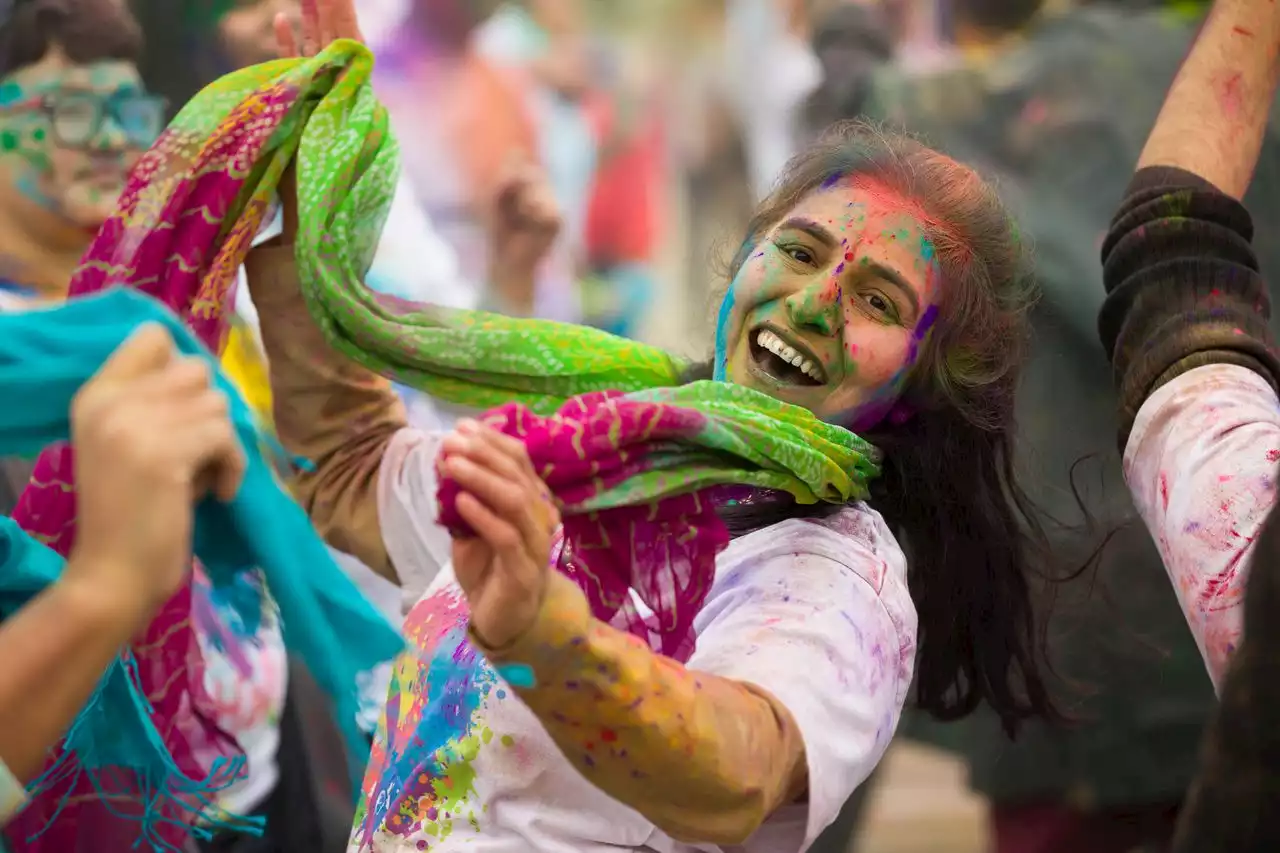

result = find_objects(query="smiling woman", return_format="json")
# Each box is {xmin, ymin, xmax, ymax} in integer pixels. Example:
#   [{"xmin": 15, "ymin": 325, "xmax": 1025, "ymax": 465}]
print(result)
[
  {"xmin": 697, "ymin": 120, "xmax": 1052, "ymax": 733},
  {"xmin": 206, "ymin": 1, "xmax": 1069, "ymax": 847},
  {"xmin": 725, "ymin": 187, "xmax": 940, "ymax": 421}
]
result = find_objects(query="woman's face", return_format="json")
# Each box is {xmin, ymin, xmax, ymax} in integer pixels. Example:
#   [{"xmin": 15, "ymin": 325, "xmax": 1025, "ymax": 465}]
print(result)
[
  {"xmin": 0, "ymin": 49, "xmax": 160, "ymax": 229},
  {"xmin": 718, "ymin": 178, "xmax": 942, "ymax": 429}
]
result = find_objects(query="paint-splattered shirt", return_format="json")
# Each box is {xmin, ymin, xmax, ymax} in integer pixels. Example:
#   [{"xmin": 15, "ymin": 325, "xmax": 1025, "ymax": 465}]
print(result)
[
  {"xmin": 349, "ymin": 428, "xmax": 916, "ymax": 852},
  {"xmin": 191, "ymin": 565, "xmax": 287, "ymax": 819},
  {"xmin": 1124, "ymin": 362, "xmax": 1280, "ymax": 690}
]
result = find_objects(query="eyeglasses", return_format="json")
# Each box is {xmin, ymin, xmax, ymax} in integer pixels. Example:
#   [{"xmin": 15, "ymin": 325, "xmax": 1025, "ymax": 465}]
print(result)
[{"xmin": 4, "ymin": 91, "xmax": 167, "ymax": 149}]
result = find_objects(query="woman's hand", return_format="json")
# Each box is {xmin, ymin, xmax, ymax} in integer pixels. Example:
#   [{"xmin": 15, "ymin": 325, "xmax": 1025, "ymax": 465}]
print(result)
[
  {"xmin": 66, "ymin": 325, "xmax": 246, "ymax": 630},
  {"xmin": 488, "ymin": 160, "xmax": 562, "ymax": 314},
  {"xmin": 442, "ymin": 420, "xmax": 560, "ymax": 649},
  {"xmin": 269, "ymin": 0, "xmax": 366, "ymax": 246},
  {"xmin": 273, "ymin": 0, "xmax": 364, "ymax": 61}
]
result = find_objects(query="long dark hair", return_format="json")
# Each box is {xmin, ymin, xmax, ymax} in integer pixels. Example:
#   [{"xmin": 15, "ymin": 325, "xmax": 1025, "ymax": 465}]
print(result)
[{"xmin": 697, "ymin": 121, "xmax": 1060, "ymax": 736}]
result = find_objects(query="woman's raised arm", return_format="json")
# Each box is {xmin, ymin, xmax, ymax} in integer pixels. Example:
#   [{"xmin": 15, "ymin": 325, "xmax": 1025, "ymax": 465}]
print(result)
[{"xmin": 1098, "ymin": 0, "xmax": 1280, "ymax": 687}]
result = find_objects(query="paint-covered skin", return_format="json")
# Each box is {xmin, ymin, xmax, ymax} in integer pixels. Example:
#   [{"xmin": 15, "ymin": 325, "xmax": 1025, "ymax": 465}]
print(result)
[
  {"xmin": 219, "ymin": 0, "xmax": 301, "ymax": 68},
  {"xmin": 0, "ymin": 50, "xmax": 160, "ymax": 229},
  {"xmin": 1124, "ymin": 363, "xmax": 1280, "ymax": 690},
  {"xmin": 717, "ymin": 176, "xmax": 941, "ymax": 428},
  {"xmin": 339, "ymin": 428, "xmax": 915, "ymax": 851}
]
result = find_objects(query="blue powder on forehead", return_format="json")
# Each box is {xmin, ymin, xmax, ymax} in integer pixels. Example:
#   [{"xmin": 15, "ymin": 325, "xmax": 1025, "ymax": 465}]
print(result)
[
  {"xmin": 821, "ymin": 172, "xmax": 843, "ymax": 190},
  {"xmin": 713, "ymin": 285, "xmax": 736, "ymax": 381}
]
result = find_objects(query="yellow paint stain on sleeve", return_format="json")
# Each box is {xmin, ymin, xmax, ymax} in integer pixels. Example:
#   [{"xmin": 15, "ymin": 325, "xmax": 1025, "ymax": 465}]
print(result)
[{"xmin": 221, "ymin": 320, "xmax": 273, "ymax": 423}]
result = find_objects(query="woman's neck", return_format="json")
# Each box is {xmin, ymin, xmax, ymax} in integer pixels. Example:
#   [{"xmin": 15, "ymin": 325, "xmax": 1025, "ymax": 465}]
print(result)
[{"xmin": 0, "ymin": 186, "xmax": 90, "ymax": 301}]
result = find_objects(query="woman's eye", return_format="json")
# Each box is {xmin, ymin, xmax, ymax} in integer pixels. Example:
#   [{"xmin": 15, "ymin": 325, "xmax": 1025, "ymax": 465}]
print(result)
[
  {"xmin": 864, "ymin": 292, "xmax": 898, "ymax": 319},
  {"xmin": 785, "ymin": 246, "xmax": 816, "ymax": 265}
]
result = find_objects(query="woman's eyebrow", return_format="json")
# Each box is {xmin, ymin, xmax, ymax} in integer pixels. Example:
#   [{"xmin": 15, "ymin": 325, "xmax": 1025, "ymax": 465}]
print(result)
[
  {"xmin": 777, "ymin": 217, "xmax": 839, "ymax": 249},
  {"xmin": 862, "ymin": 261, "xmax": 921, "ymax": 316}
]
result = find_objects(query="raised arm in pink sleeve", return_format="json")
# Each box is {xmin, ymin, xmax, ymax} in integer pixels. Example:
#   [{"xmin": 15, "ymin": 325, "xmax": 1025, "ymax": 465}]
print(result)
[{"xmin": 1123, "ymin": 363, "xmax": 1280, "ymax": 688}]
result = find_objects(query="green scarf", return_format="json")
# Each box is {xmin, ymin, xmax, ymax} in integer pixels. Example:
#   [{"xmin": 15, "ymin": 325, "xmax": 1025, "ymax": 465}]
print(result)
[{"xmin": 129, "ymin": 39, "xmax": 881, "ymax": 657}]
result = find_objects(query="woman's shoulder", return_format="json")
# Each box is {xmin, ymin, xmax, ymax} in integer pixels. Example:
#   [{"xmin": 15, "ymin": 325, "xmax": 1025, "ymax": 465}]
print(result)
[
  {"xmin": 699, "ymin": 502, "xmax": 917, "ymax": 681},
  {"xmin": 716, "ymin": 502, "xmax": 909, "ymax": 601}
]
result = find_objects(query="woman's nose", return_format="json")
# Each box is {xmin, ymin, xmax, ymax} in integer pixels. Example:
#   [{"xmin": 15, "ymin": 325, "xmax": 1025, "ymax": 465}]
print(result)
[{"xmin": 784, "ymin": 279, "xmax": 840, "ymax": 336}]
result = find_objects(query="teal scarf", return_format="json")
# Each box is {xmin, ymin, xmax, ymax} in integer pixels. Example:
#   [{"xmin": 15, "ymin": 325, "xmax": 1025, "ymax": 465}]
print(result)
[{"xmin": 0, "ymin": 288, "xmax": 402, "ymax": 848}]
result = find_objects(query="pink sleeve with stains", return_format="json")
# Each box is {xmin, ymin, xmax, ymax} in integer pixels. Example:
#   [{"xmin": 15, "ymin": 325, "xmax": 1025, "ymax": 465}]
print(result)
[{"xmin": 1123, "ymin": 363, "xmax": 1280, "ymax": 689}]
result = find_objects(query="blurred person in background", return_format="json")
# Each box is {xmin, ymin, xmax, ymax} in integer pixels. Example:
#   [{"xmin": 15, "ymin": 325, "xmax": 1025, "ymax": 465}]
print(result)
[
  {"xmin": 576, "ymin": 21, "xmax": 665, "ymax": 339},
  {"xmin": 671, "ymin": 0, "xmax": 754, "ymax": 340},
  {"xmin": 478, "ymin": 0, "xmax": 668, "ymax": 340},
  {"xmin": 840, "ymin": 0, "xmax": 1279, "ymax": 851},
  {"xmin": 372, "ymin": 0, "xmax": 576, "ymax": 321},
  {"xmin": 0, "ymin": 0, "xmax": 161, "ymax": 492},
  {"xmin": 802, "ymin": 2, "xmax": 894, "ymax": 141},
  {"xmin": 476, "ymin": 0, "xmax": 597, "ymax": 271},
  {"xmin": 723, "ymin": 0, "xmax": 822, "ymax": 200}
]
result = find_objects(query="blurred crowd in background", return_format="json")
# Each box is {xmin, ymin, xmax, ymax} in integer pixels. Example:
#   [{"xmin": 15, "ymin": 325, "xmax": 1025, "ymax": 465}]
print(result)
[{"xmin": 8, "ymin": 0, "xmax": 1267, "ymax": 850}]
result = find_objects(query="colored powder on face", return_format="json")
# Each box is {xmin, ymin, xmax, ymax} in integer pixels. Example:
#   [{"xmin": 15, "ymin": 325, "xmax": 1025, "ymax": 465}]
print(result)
[
  {"xmin": 916, "ymin": 304, "xmax": 940, "ymax": 335},
  {"xmin": 840, "ymin": 300, "xmax": 940, "ymax": 432},
  {"xmin": 713, "ymin": 279, "xmax": 737, "ymax": 381},
  {"xmin": 903, "ymin": 302, "xmax": 941, "ymax": 366},
  {"xmin": 918, "ymin": 237, "xmax": 936, "ymax": 265}
]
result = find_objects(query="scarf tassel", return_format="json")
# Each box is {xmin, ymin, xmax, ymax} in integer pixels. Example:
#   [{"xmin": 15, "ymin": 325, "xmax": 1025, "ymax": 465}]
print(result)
[{"xmin": 19, "ymin": 653, "xmax": 264, "ymax": 850}]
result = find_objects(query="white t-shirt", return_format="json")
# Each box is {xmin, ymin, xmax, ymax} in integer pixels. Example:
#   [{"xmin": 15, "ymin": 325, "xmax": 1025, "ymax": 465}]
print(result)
[
  {"xmin": 191, "ymin": 565, "xmax": 287, "ymax": 818},
  {"xmin": 1124, "ymin": 363, "xmax": 1280, "ymax": 690},
  {"xmin": 348, "ymin": 427, "xmax": 917, "ymax": 852}
]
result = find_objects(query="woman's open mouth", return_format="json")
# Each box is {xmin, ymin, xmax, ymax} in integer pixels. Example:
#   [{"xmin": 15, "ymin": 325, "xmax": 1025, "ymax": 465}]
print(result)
[{"xmin": 748, "ymin": 326, "xmax": 826, "ymax": 387}]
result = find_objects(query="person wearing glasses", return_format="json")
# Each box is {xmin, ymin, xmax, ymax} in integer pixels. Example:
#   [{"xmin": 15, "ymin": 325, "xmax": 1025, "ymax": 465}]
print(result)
[
  {"xmin": 0, "ymin": 4, "xmax": 298, "ymax": 853},
  {"xmin": 0, "ymin": 0, "xmax": 163, "ymax": 308}
]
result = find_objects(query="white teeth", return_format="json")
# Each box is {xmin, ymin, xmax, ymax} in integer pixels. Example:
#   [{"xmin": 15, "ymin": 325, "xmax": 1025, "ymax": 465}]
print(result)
[{"xmin": 754, "ymin": 330, "xmax": 824, "ymax": 382}]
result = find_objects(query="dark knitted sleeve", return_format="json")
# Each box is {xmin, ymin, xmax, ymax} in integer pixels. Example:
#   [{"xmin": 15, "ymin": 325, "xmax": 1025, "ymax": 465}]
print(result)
[{"xmin": 1097, "ymin": 165, "xmax": 1280, "ymax": 448}]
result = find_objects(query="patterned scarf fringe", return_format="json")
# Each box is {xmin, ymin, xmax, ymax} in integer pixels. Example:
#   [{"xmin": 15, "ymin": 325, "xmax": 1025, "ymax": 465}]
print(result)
[{"xmin": 20, "ymin": 654, "xmax": 263, "ymax": 850}]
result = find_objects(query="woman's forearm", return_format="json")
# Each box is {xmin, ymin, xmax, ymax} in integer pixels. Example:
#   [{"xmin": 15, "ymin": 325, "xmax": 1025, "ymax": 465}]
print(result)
[
  {"xmin": 1136, "ymin": 0, "xmax": 1280, "ymax": 197},
  {"xmin": 472, "ymin": 574, "xmax": 806, "ymax": 846},
  {"xmin": 0, "ymin": 573, "xmax": 141, "ymax": 787},
  {"xmin": 242, "ymin": 245, "xmax": 405, "ymax": 580}
]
